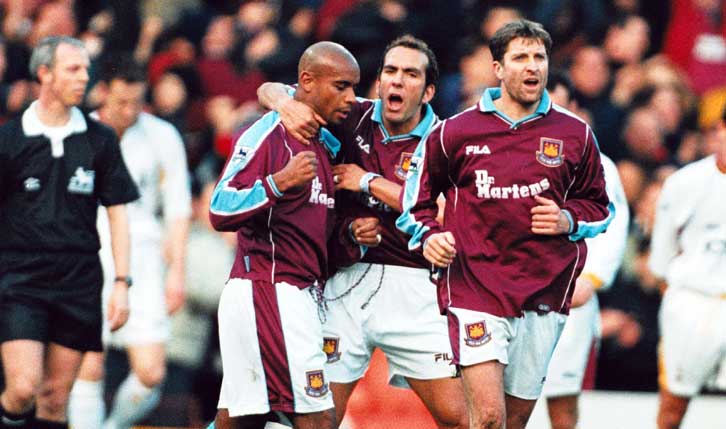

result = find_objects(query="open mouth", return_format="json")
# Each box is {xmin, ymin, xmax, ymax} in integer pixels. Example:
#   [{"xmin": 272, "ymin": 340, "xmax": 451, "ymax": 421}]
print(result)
[
  {"xmin": 523, "ymin": 77, "xmax": 539, "ymax": 90},
  {"xmin": 387, "ymin": 94, "xmax": 404, "ymax": 111}
]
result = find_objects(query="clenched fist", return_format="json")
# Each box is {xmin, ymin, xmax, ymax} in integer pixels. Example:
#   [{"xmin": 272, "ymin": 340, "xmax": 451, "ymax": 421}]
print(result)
[{"xmin": 272, "ymin": 151, "xmax": 319, "ymax": 192}]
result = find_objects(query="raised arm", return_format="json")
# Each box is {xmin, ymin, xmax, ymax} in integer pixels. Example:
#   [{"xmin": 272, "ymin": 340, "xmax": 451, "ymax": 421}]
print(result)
[{"xmin": 257, "ymin": 82, "xmax": 325, "ymax": 144}]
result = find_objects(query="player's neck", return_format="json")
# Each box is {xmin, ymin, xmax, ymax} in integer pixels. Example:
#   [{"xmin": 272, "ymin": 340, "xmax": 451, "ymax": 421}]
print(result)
[
  {"xmin": 493, "ymin": 91, "xmax": 538, "ymax": 122},
  {"xmin": 383, "ymin": 110, "xmax": 421, "ymax": 137},
  {"xmin": 35, "ymin": 95, "xmax": 72, "ymax": 127},
  {"xmin": 98, "ymin": 108, "xmax": 129, "ymax": 139}
]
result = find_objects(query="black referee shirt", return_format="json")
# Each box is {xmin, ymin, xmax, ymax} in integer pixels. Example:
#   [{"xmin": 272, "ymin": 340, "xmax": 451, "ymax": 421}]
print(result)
[{"xmin": 0, "ymin": 105, "xmax": 139, "ymax": 253}]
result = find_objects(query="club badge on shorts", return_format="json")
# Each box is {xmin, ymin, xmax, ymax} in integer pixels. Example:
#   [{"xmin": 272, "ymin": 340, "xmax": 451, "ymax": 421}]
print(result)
[
  {"xmin": 536, "ymin": 137, "xmax": 565, "ymax": 167},
  {"xmin": 304, "ymin": 370, "xmax": 329, "ymax": 397},
  {"xmin": 395, "ymin": 152, "xmax": 414, "ymax": 180},
  {"xmin": 464, "ymin": 321, "xmax": 492, "ymax": 347},
  {"xmin": 323, "ymin": 337, "xmax": 341, "ymax": 363}
]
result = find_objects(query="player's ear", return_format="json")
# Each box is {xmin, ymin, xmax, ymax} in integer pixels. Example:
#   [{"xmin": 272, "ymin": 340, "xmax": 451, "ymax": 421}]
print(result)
[
  {"xmin": 299, "ymin": 70, "xmax": 315, "ymax": 92},
  {"xmin": 422, "ymin": 84, "xmax": 435, "ymax": 104},
  {"xmin": 493, "ymin": 60, "xmax": 505, "ymax": 81}
]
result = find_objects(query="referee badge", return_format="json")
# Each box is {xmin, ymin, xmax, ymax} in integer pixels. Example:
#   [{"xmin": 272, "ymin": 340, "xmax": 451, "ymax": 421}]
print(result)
[
  {"xmin": 464, "ymin": 321, "xmax": 492, "ymax": 347},
  {"xmin": 304, "ymin": 370, "xmax": 329, "ymax": 397},
  {"xmin": 536, "ymin": 137, "xmax": 565, "ymax": 167},
  {"xmin": 323, "ymin": 337, "xmax": 341, "ymax": 363}
]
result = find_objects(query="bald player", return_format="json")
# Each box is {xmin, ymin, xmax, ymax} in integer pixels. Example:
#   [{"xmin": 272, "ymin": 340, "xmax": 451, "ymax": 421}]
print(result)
[{"xmin": 208, "ymin": 42, "xmax": 369, "ymax": 429}]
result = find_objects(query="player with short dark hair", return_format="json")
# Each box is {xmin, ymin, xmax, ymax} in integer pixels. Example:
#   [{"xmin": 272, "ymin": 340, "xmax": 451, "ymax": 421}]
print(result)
[
  {"xmin": 398, "ymin": 20, "xmax": 612, "ymax": 429},
  {"xmin": 67, "ymin": 55, "xmax": 192, "ymax": 429},
  {"xmin": 258, "ymin": 34, "xmax": 468, "ymax": 429},
  {"xmin": 0, "ymin": 36, "xmax": 138, "ymax": 429}
]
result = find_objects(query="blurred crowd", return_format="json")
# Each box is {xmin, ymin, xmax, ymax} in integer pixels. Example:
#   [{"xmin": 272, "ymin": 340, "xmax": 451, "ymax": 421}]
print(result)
[{"xmin": 0, "ymin": 0, "xmax": 724, "ymax": 426}]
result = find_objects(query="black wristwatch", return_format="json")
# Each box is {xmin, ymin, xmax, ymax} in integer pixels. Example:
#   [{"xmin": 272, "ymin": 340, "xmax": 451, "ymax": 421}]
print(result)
[{"xmin": 114, "ymin": 276, "xmax": 133, "ymax": 287}]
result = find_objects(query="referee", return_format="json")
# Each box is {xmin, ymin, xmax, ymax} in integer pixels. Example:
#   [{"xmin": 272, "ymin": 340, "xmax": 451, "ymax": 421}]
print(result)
[{"xmin": 0, "ymin": 36, "xmax": 138, "ymax": 429}]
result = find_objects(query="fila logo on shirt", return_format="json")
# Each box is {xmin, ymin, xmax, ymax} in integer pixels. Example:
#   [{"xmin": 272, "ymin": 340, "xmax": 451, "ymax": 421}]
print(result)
[
  {"xmin": 465, "ymin": 144, "xmax": 491, "ymax": 156},
  {"xmin": 309, "ymin": 176, "xmax": 335, "ymax": 208},
  {"xmin": 474, "ymin": 169, "xmax": 550, "ymax": 199},
  {"xmin": 67, "ymin": 167, "xmax": 95, "ymax": 194},
  {"xmin": 356, "ymin": 135, "xmax": 370, "ymax": 154}
]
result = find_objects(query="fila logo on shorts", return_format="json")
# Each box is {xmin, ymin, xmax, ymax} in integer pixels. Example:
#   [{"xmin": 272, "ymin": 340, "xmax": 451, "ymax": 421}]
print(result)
[
  {"xmin": 464, "ymin": 321, "xmax": 492, "ymax": 347},
  {"xmin": 304, "ymin": 370, "xmax": 329, "ymax": 397},
  {"xmin": 323, "ymin": 337, "xmax": 341, "ymax": 363}
]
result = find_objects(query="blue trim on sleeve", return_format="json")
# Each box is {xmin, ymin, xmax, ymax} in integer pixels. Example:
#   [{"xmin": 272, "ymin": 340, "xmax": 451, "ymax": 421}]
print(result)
[
  {"xmin": 561, "ymin": 209, "xmax": 575, "ymax": 234},
  {"xmin": 266, "ymin": 174, "xmax": 283, "ymax": 197},
  {"xmin": 210, "ymin": 112, "xmax": 280, "ymax": 216},
  {"xmin": 359, "ymin": 172, "xmax": 381, "ymax": 194},
  {"xmin": 568, "ymin": 201, "xmax": 616, "ymax": 241},
  {"xmin": 395, "ymin": 136, "xmax": 431, "ymax": 250}
]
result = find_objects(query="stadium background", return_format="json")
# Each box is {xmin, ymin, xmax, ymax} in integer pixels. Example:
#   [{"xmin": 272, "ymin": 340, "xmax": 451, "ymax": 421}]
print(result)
[{"xmin": 0, "ymin": 0, "xmax": 724, "ymax": 427}]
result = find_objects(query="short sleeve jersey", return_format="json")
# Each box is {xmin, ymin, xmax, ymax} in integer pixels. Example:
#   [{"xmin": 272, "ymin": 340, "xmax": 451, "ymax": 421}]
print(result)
[{"xmin": 0, "ymin": 103, "xmax": 139, "ymax": 253}]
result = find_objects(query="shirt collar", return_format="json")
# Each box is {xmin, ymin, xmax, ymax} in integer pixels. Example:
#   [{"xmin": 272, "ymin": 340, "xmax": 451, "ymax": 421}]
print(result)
[
  {"xmin": 372, "ymin": 99, "xmax": 436, "ymax": 143},
  {"xmin": 478, "ymin": 87, "xmax": 551, "ymax": 128},
  {"xmin": 22, "ymin": 101, "xmax": 87, "ymax": 137}
]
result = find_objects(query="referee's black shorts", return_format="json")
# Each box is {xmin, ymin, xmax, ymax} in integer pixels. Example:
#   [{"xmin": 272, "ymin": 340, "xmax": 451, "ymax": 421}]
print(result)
[{"xmin": 0, "ymin": 251, "xmax": 104, "ymax": 352}]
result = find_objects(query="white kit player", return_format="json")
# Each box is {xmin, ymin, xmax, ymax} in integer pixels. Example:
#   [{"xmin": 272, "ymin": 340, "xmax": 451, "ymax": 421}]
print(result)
[
  {"xmin": 542, "ymin": 71, "xmax": 630, "ymax": 429},
  {"xmin": 68, "ymin": 58, "xmax": 191, "ymax": 429},
  {"xmin": 648, "ymin": 106, "xmax": 726, "ymax": 429},
  {"xmin": 543, "ymin": 153, "xmax": 629, "ymax": 427}
]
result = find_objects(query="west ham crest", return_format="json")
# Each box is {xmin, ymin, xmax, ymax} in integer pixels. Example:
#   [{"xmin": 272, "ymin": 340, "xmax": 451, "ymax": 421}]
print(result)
[
  {"xmin": 304, "ymin": 370, "xmax": 329, "ymax": 397},
  {"xmin": 395, "ymin": 152, "xmax": 414, "ymax": 180},
  {"xmin": 323, "ymin": 337, "xmax": 341, "ymax": 363},
  {"xmin": 536, "ymin": 138, "xmax": 565, "ymax": 167},
  {"xmin": 464, "ymin": 321, "xmax": 492, "ymax": 347}
]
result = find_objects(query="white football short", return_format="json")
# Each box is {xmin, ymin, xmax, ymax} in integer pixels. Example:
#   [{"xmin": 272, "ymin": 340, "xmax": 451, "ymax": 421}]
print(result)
[
  {"xmin": 101, "ymin": 240, "xmax": 169, "ymax": 347},
  {"xmin": 543, "ymin": 296, "xmax": 600, "ymax": 397},
  {"xmin": 658, "ymin": 287, "xmax": 726, "ymax": 397},
  {"xmin": 322, "ymin": 263, "xmax": 456, "ymax": 388},
  {"xmin": 217, "ymin": 278, "xmax": 333, "ymax": 416},
  {"xmin": 448, "ymin": 306, "xmax": 566, "ymax": 400}
]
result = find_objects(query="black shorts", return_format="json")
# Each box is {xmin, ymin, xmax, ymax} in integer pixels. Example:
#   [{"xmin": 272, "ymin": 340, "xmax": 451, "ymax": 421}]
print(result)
[{"xmin": 0, "ymin": 251, "xmax": 104, "ymax": 351}]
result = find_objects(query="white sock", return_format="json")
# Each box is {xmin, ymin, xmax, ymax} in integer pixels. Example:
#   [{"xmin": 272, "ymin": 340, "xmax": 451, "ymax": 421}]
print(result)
[
  {"xmin": 103, "ymin": 373, "xmax": 161, "ymax": 429},
  {"xmin": 68, "ymin": 379, "xmax": 105, "ymax": 429}
]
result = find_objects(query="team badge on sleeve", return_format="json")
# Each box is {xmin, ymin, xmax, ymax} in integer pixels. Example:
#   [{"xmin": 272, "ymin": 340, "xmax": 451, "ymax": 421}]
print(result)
[
  {"xmin": 536, "ymin": 138, "xmax": 565, "ymax": 167},
  {"xmin": 323, "ymin": 337, "xmax": 341, "ymax": 363},
  {"xmin": 304, "ymin": 370, "xmax": 329, "ymax": 397},
  {"xmin": 464, "ymin": 321, "xmax": 492, "ymax": 347},
  {"xmin": 395, "ymin": 152, "xmax": 414, "ymax": 180}
]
